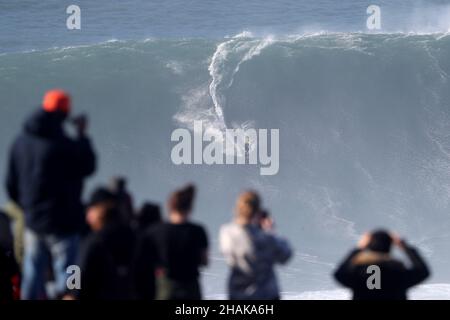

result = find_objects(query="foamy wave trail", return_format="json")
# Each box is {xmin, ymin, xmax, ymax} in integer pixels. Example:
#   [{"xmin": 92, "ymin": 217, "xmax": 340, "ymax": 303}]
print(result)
[{"xmin": 174, "ymin": 31, "xmax": 275, "ymax": 155}]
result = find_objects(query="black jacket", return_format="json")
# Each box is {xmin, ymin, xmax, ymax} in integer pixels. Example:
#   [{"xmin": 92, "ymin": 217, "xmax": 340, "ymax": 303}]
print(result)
[
  {"xmin": 6, "ymin": 109, "xmax": 96, "ymax": 235},
  {"xmin": 133, "ymin": 228, "xmax": 158, "ymax": 300},
  {"xmin": 0, "ymin": 212, "xmax": 18, "ymax": 301},
  {"xmin": 78, "ymin": 222, "xmax": 136, "ymax": 300},
  {"xmin": 334, "ymin": 245, "xmax": 430, "ymax": 300},
  {"xmin": 0, "ymin": 211, "xmax": 13, "ymax": 253},
  {"xmin": 0, "ymin": 248, "xmax": 17, "ymax": 301}
]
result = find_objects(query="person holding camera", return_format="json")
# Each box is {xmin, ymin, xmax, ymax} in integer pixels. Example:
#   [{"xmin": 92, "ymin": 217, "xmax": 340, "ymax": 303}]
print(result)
[
  {"xmin": 6, "ymin": 89, "xmax": 96, "ymax": 299},
  {"xmin": 220, "ymin": 191, "xmax": 292, "ymax": 300},
  {"xmin": 333, "ymin": 229, "xmax": 430, "ymax": 300}
]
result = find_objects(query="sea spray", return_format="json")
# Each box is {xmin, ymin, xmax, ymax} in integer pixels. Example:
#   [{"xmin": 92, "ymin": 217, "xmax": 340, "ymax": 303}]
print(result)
[{"xmin": 175, "ymin": 32, "xmax": 274, "ymax": 158}]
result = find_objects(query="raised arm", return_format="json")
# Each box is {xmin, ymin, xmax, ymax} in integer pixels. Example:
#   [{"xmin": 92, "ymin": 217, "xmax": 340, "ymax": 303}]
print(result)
[
  {"xmin": 333, "ymin": 249, "xmax": 361, "ymax": 288},
  {"xmin": 400, "ymin": 242, "xmax": 430, "ymax": 288}
]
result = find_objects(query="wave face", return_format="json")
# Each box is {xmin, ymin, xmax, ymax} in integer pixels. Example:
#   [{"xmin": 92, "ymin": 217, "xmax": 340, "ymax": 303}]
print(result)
[{"xmin": 1, "ymin": 33, "xmax": 450, "ymax": 297}]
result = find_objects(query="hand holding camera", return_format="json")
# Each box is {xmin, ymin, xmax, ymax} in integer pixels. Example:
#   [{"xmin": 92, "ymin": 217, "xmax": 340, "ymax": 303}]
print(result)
[{"xmin": 71, "ymin": 114, "xmax": 88, "ymax": 137}]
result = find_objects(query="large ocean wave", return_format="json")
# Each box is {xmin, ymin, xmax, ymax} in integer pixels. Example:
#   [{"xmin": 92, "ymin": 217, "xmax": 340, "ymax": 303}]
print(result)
[{"xmin": 1, "ymin": 32, "xmax": 450, "ymax": 297}]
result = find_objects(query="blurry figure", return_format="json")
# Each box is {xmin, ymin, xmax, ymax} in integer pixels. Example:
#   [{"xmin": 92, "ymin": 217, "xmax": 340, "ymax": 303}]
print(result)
[
  {"xmin": 130, "ymin": 202, "xmax": 161, "ymax": 300},
  {"xmin": 77, "ymin": 187, "xmax": 136, "ymax": 300},
  {"xmin": 333, "ymin": 230, "xmax": 430, "ymax": 300},
  {"xmin": 0, "ymin": 210, "xmax": 20, "ymax": 301},
  {"xmin": 220, "ymin": 191, "xmax": 292, "ymax": 300},
  {"xmin": 131, "ymin": 202, "xmax": 161, "ymax": 300},
  {"xmin": 108, "ymin": 176, "xmax": 134, "ymax": 223},
  {"xmin": 6, "ymin": 89, "xmax": 96, "ymax": 299},
  {"xmin": 0, "ymin": 246, "xmax": 18, "ymax": 301},
  {"xmin": 0, "ymin": 210, "xmax": 13, "ymax": 255},
  {"xmin": 134, "ymin": 184, "xmax": 208, "ymax": 300},
  {"xmin": 3, "ymin": 202, "xmax": 25, "ymax": 268},
  {"xmin": 135, "ymin": 202, "xmax": 162, "ymax": 232}
]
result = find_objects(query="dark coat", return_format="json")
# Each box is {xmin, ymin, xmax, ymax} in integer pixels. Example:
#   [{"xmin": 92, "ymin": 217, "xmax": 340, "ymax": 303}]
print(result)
[
  {"xmin": 0, "ymin": 210, "xmax": 13, "ymax": 253},
  {"xmin": 0, "ymin": 212, "xmax": 18, "ymax": 301},
  {"xmin": 334, "ymin": 245, "xmax": 430, "ymax": 300},
  {"xmin": 6, "ymin": 109, "xmax": 96, "ymax": 235},
  {"xmin": 78, "ymin": 222, "xmax": 136, "ymax": 300}
]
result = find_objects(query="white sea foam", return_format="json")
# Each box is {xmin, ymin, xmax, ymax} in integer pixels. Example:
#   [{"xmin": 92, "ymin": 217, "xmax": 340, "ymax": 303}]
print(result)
[
  {"xmin": 174, "ymin": 33, "xmax": 275, "ymax": 156},
  {"xmin": 165, "ymin": 60, "xmax": 184, "ymax": 75},
  {"xmin": 205, "ymin": 284, "xmax": 450, "ymax": 300},
  {"xmin": 282, "ymin": 284, "xmax": 450, "ymax": 300}
]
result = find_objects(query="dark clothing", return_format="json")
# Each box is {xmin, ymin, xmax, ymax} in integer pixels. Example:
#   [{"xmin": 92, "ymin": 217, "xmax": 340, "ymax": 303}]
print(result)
[
  {"xmin": 78, "ymin": 222, "xmax": 136, "ymax": 300},
  {"xmin": 334, "ymin": 245, "xmax": 430, "ymax": 300},
  {"xmin": 0, "ymin": 210, "xmax": 13, "ymax": 253},
  {"xmin": 115, "ymin": 191, "xmax": 134, "ymax": 222},
  {"xmin": 0, "ymin": 248, "xmax": 16, "ymax": 301},
  {"xmin": 6, "ymin": 109, "xmax": 96, "ymax": 235},
  {"xmin": 135, "ymin": 222, "xmax": 208, "ymax": 300},
  {"xmin": 0, "ymin": 212, "xmax": 19, "ymax": 301},
  {"xmin": 133, "ymin": 226, "xmax": 158, "ymax": 300}
]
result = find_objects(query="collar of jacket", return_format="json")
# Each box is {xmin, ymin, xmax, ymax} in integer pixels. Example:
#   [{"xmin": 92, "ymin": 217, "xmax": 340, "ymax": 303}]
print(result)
[{"xmin": 351, "ymin": 250, "xmax": 392, "ymax": 266}]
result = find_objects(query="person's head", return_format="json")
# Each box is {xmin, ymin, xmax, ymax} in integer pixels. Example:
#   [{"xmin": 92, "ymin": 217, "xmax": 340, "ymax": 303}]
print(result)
[
  {"xmin": 137, "ymin": 202, "xmax": 162, "ymax": 229},
  {"xmin": 86, "ymin": 187, "xmax": 120, "ymax": 232},
  {"xmin": 109, "ymin": 176, "xmax": 127, "ymax": 194},
  {"xmin": 235, "ymin": 191, "xmax": 261, "ymax": 225},
  {"xmin": 167, "ymin": 184, "xmax": 196, "ymax": 222},
  {"xmin": 368, "ymin": 229, "xmax": 393, "ymax": 253},
  {"xmin": 42, "ymin": 89, "xmax": 71, "ymax": 118}
]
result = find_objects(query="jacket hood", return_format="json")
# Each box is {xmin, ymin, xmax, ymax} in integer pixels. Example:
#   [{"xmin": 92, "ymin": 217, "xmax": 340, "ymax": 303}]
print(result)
[{"xmin": 24, "ymin": 109, "xmax": 65, "ymax": 138}]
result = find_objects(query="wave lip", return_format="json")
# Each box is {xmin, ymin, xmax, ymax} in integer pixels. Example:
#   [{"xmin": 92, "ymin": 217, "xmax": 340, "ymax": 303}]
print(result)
[{"xmin": 3, "ymin": 30, "xmax": 450, "ymax": 56}]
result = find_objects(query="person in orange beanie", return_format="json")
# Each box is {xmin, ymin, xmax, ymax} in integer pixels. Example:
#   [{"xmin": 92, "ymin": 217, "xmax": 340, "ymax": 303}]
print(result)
[
  {"xmin": 42, "ymin": 89, "xmax": 71, "ymax": 114},
  {"xmin": 6, "ymin": 89, "xmax": 96, "ymax": 300}
]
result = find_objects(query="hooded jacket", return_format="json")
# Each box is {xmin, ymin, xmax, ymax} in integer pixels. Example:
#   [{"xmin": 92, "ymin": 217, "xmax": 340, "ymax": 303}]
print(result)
[
  {"xmin": 333, "ymin": 245, "xmax": 430, "ymax": 300},
  {"xmin": 6, "ymin": 109, "xmax": 96, "ymax": 235},
  {"xmin": 220, "ymin": 223, "xmax": 292, "ymax": 300}
]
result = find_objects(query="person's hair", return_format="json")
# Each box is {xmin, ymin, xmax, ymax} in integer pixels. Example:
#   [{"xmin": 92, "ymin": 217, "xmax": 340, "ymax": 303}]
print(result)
[
  {"xmin": 168, "ymin": 184, "xmax": 196, "ymax": 214},
  {"xmin": 88, "ymin": 187, "xmax": 118, "ymax": 207},
  {"xmin": 368, "ymin": 229, "xmax": 392, "ymax": 253},
  {"xmin": 88, "ymin": 187, "xmax": 121, "ymax": 222},
  {"xmin": 235, "ymin": 191, "xmax": 261, "ymax": 222},
  {"xmin": 138, "ymin": 202, "xmax": 162, "ymax": 229}
]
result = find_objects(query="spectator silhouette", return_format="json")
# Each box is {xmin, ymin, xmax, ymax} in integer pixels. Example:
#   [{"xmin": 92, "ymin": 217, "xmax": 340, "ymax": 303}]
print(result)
[
  {"xmin": 220, "ymin": 191, "xmax": 292, "ymax": 300},
  {"xmin": 0, "ymin": 210, "xmax": 13, "ymax": 255},
  {"xmin": 77, "ymin": 187, "xmax": 136, "ymax": 300},
  {"xmin": 130, "ymin": 202, "xmax": 161, "ymax": 300},
  {"xmin": 134, "ymin": 184, "xmax": 208, "ymax": 300},
  {"xmin": 333, "ymin": 230, "xmax": 430, "ymax": 300},
  {"xmin": 5, "ymin": 89, "xmax": 96, "ymax": 299},
  {"xmin": 135, "ymin": 202, "xmax": 162, "ymax": 232},
  {"xmin": 108, "ymin": 176, "xmax": 134, "ymax": 223}
]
